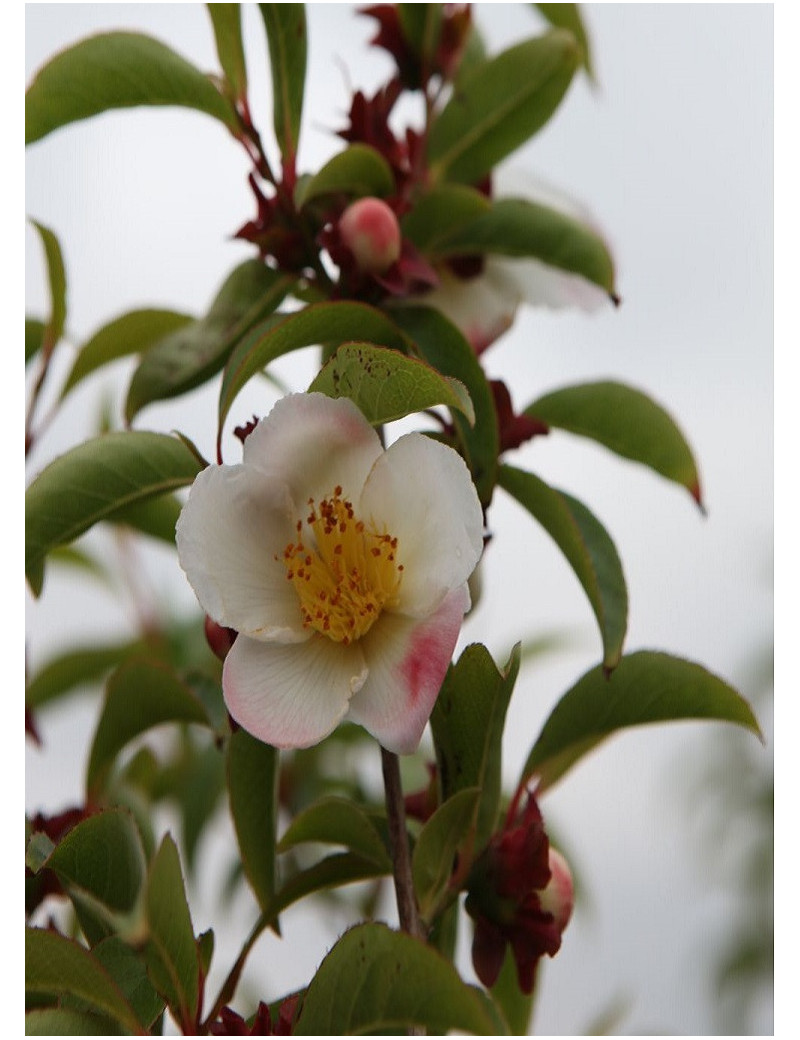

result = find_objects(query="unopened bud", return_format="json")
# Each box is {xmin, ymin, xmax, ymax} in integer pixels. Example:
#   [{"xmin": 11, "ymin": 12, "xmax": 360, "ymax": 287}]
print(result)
[
  {"xmin": 338, "ymin": 197, "xmax": 401, "ymax": 274},
  {"xmin": 539, "ymin": 848, "xmax": 574, "ymax": 933},
  {"xmin": 204, "ymin": 616, "xmax": 237, "ymax": 661}
]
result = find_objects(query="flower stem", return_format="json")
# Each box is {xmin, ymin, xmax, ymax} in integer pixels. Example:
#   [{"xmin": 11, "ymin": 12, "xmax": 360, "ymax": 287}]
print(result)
[{"xmin": 381, "ymin": 746, "xmax": 425, "ymax": 941}]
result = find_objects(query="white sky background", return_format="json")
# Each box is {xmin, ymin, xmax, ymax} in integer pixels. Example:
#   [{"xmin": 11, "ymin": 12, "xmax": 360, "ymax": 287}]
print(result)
[{"xmin": 24, "ymin": 3, "xmax": 775, "ymax": 1035}]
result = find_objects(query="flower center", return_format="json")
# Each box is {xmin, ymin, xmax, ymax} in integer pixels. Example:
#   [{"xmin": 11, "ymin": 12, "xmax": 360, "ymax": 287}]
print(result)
[{"xmin": 279, "ymin": 485, "xmax": 403, "ymax": 645}]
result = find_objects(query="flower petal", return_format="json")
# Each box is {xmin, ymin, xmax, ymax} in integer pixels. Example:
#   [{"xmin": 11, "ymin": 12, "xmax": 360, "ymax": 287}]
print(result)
[
  {"xmin": 176, "ymin": 463, "xmax": 308, "ymax": 642},
  {"xmin": 223, "ymin": 634, "xmax": 368, "ymax": 749},
  {"xmin": 346, "ymin": 584, "xmax": 470, "ymax": 754},
  {"xmin": 500, "ymin": 256, "xmax": 609, "ymax": 313},
  {"xmin": 243, "ymin": 393, "xmax": 383, "ymax": 507},
  {"xmin": 360, "ymin": 434, "xmax": 483, "ymax": 618},
  {"xmin": 420, "ymin": 265, "xmax": 520, "ymax": 353}
]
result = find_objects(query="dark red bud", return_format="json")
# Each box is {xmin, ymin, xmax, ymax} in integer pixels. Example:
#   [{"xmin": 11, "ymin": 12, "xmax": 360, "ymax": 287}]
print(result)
[{"xmin": 205, "ymin": 616, "xmax": 237, "ymax": 661}]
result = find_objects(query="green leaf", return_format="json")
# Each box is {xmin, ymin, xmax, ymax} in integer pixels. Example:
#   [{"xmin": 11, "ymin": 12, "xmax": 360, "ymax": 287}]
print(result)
[
  {"xmin": 278, "ymin": 796, "xmax": 391, "ymax": 867},
  {"xmin": 294, "ymin": 922, "xmax": 504, "ymax": 1035},
  {"xmin": 25, "ymin": 1008, "xmax": 124, "ymax": 1035},
  {"xmin": 309, "ymin": 342, "xmax": 475, "ymax": 425},
  {"xmin": 197, "ymin": 929, "xmax": 215, "ymax": 980},
  {"xmin": 398, "ymin": 4, "xmax": 443, "ymax": 74},
  {"xmin": 390, "ymin": 304, "xmax": 499, "ymax": 504},
  {"xmin": 185, "ymin": 746, "xmax": 227, "ymax": 873},
  {"xmin": 525, "ymin": 380, "xmax": 704, "ymax": 506},
  {"xmin": 87, "ymin": 660, "xmax": 211, "ymax": 798},
  {"xmin": 259, "ymin": 4, "xmax": 307, "ymax": 160},
  {"xmin": 498, "ymin": 465, "xmax": 628, "ymax": 671},
  {"xmin": 521, "ymin": 650, "xmax": 763, "ymax": 793},
  {"xmin": 245, "ymin": 852, "xmax": 390, "ymax": 931},
  {"xmin": 401, "ymin": 184, "xmax": 490, "ymax": 253},
  {"xmin": 30, "ymin": 220, "xmax": 67, "ymax": 351},
  {"xmin": 456, "ymin": 19, "xmax": 489, "ymax": 86},
  {"xmin": 296, "ymin": 144, "xmax": 395, "ymax": 207},
  {"xmin": 218, "ymin": 301, "xmax": 409, "ymax": 437},
  {"xmin": 144, "ymin": 835, "xmax": 199, "ymax": 1029},
  {"xmin": 25, "ymin": 928, "xmax": 143, "ymax": 1035},
  {"xmin": 489, "ymin": 947, "xmax": 534, "ymax": 1036},
  {"xmin": 126, "ymin": 261, "xmax": 293, "ymax": 422},
  {"xmin": 535, "ymin": 4, "xmax": 594, "ymax": 79},
  {"xmin": 207, "ymin": 4, "xmax": 248, "ymax": 101},
  {"xmin": 432, "ymin": 197, "xmax": 617, "ymax": 297},
  {"xmin": 28, "ymin": 810, "xmax": 146, "ymax": 931},
  {"xmin": 108, "ymin": 492, "xmax": 183, "ymax": 546},
  {"xmin": 26, "ymin": 317, "xmax": 46, "ymax": 364},
  {"xmin": 26, "ymin": 639, "xmax": 149, "ymax": 709},
  {"xmin": 25, "ymin": 430, "xmax": 203, "ymax": 595},
  {"xmin": 427, "ymin": 31, "xmax": 580, "ymax": 184},
  {"xmin": 62, "ymin": 308, "xmax": 193, "ymax": 401},
  {"xmin": 412, "ymin": 788, "xmax": 481, "ymax": 921},
  {"xmin": 226, "ymin": 729, "xmax": 279, "ymax": 911},
  {"xmin": 430, "ymin": 644, "xmax": 521, "ymax": 853},
  {"xmin": 93, "ymin": 937, "xmax": 165, "ymax": 1031},
  {"xmin": 26, "ymin": 31, "xmax": 238, "ymax": 145}
]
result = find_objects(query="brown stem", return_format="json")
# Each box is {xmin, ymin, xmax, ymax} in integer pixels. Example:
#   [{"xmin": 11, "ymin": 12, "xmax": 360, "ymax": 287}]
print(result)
[{"xmin": 381, "ymin": 746, "xmax": 425, "ymax": 941}]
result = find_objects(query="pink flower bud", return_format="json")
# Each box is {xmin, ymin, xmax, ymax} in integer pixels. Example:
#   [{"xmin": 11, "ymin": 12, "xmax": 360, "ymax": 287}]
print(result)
[
  {"xmin": 338, "ymin": 197, "xmax": 401, "ymax": 274},
  {"xmin": 539, "ymin": 848, "xmax": 574, "ymax": 934}
]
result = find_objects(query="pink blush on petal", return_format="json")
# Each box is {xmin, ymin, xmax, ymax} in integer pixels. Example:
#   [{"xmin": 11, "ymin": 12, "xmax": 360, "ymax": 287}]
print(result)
[{"xmin": 399, "ymin": 620, "xmax": 452, "ymax": 705}]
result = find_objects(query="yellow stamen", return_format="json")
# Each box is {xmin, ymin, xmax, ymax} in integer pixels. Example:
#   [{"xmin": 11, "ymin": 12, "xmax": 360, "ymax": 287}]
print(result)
[{"xmin": 278, "ymin": 486, "xmax": 403, "ymax": 644}]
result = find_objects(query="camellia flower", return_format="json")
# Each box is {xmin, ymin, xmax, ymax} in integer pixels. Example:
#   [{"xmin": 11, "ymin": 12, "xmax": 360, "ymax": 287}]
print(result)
[
  {"xmin": 466, "ymin": 791, "xmax": 574, "ymax": 993},
  {"xmin": 176, "ymin": 393, "xmax": 484, "ymax": 754}
]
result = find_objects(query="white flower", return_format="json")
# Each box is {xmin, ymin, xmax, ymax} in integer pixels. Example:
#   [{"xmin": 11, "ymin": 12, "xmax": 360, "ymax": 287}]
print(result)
[{"xmin": 176, "ymin": 393, "xmax": 484, "ymax": 754}]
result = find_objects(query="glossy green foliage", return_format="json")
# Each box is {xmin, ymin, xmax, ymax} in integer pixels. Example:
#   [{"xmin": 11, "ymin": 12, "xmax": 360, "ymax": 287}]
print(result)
[
  {"xmin": 126, "ymin": 261, "xmax": 293, "ymax": 421},
  {"xmin": 294, "ymin": 923, "xmax": 506, "ymax": 1034},
  {"xmin": 26, "ymin": 31, "xmax": 238, "ymax": 145},
  {"xmin": 108, "ymin": 493, "xmax": 184, "ymax": 546},
  {"xmin": 25, "ymin": 928, "xmax": 144, "ymax": 1034},
  {"xmin": 490, "ymin": 948, "xmax": 535, "ymax": 1036},
  {"xmin": 432, "ymin": 197, "xmax": 617, "ymax": 296},
  {"xmin": 87, "ymin": 660, "xmax": 212, "ymax": 798},
  {"xmin": 26, "ymin": 639, "xmax": 150, "ymax": 709},
  {"xmin": 144, "ymin": 836, "xmax": 200, "ymax": 1031},
  {"xmin": 391, "ymin": 304, "xmax": 500, "ymax": 504},
  {"xmin": 296, "ymin": 144, "xmax": 396, "ymax": 207},
  {"xmin": 522, "ymin": 651, "xmax": 763, "ymax": 793},
  {"xmin": 62, "ymin": 308, "xmax": 193, "ymax": 401},
  {"xmin": 92, "ymin": 937, "xmax": 165, "ymax": 1031},
  {"xmin": 526, "ymin": 380, "xmax": 704, "ymax": 505},
  {"xmin": 535, "ymin": 3, "xmax": 594, "ymax": 78},
  {"xmin": 27, "ymin": 810, "xmax": 146, "ymax": 935},
  {"xmin": 218, "ymin": 300, "xmax": 409, "ymax": 436},
  {"xmin": 428, "ymin": 31, "xmax": 580, "ymax": 184},
  {"xmin": 25, "ymin": 317, "xmax": 45, "ymax": 363},
  {"xmin": 401, "ymin": 184, "xmax": 490, "ymax": 253},
  {"xmin": 398, "ymin": 4, "xmax": 444, "ymax": 77},
  {"xmin": 227, "ymin": 729, "xmax": 279, "ymax": 910},
  {"xmin": 498, "ymin": 464, "xmax": 628, "ymax": 670},
  {"xmin": 259, "ymin": 4, "xmax": 307, "ymax": 159},
  {"xmin": 278, "ymin": 795, "xmax": 391, "ymax": 867},
  {"xmin": 412, "ymin": 787, "xmax": 481, "ymax": 921},
  {"xmin": 29, "ymin": 221, "xmax": 66, "ymax": 352},
  {"xmin": 24, "ymin": 1007, "xmax": 125, "ymax": 1035},
  {"xmin": 309, "ymin": 341, "xmax": 474, "ymax": 425},
  {"xmin": 431, "ymin": 644, "xmax": 521, "ymax": 853},
  {"xmin": 26, "ymin": 431, "xmax": 203, "ymax": 595},
  {"xmin": 207, "ymin": 3, "xmax": 248, "ymax": 102}
]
